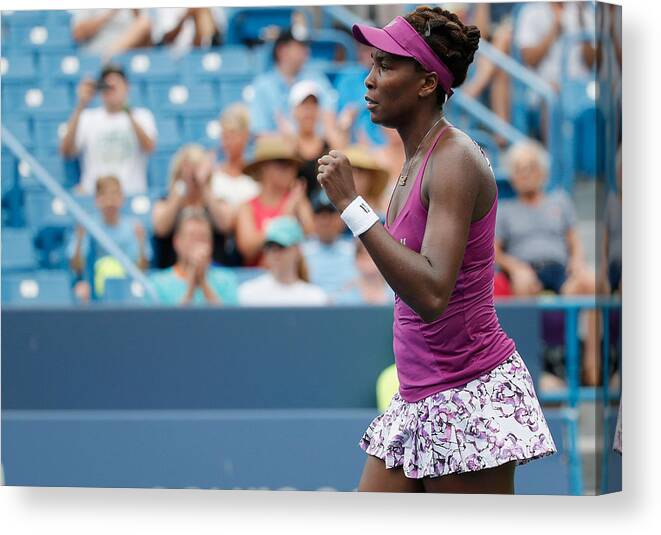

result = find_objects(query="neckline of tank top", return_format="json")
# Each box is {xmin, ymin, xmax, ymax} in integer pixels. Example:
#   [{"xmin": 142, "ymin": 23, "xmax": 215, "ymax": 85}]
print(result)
[
  {"xmin": 385, "ymin": 124, "xmax": 453, "ymax": 229},
  {"xmin": 385, "ymin": 130, "xmax": 499, "ymax": 231}
]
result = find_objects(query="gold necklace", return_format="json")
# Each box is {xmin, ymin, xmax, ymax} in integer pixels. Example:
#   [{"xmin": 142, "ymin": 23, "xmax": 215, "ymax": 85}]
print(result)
[{"xmin": 398, "ymin": 116, "xmax": 445, "ymax": 187}]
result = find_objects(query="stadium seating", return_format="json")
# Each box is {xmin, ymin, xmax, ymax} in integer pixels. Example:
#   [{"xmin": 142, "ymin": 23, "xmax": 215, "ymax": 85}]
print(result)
[
  {"xmin": 224, "ymin": 6, "xmax": 313, "ymax": 45},
  {"xmin": 1, "ymin": 227, "xmax": 38, "ymax": 272},
  {"xmin": 1, "ymin": 269, "xmax": 73, "ymax": 305},
  {"xmin": 102, "ymin": 277, "xmax": 148, "ymax": 305}
]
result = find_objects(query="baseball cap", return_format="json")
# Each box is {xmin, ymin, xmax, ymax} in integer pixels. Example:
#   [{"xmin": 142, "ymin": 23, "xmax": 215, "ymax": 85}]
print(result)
[
  {"xmin": 289, "ymin": 79, "xmax": 321, "ymax": 108},
  {"xmin": 264, "ymin": 216, "xmax": 305, "ymax": 248},
  {"xmin": 311, "ymin": 189, "xmax": 335, "ymax": 213}
]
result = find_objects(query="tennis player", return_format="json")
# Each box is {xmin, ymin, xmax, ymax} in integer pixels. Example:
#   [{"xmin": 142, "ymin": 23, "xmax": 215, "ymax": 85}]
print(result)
[{"xmin": 317, "ymin": 6, "xmax": 557, "ymax": 493}]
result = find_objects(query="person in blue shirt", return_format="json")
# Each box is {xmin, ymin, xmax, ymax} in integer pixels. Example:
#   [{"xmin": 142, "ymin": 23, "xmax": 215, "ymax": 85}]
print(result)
[
  {"xmin": 300, "ymin": 189, "xmax": 357, "ymax": 303},
  {"xmin": 149, "ymin": 207, "xmax": 239, "ymax": 306},
  {"xmin": 68, "ymin": 175, "xmax": 151, "ymax": 301},
  {"xmin": 249, "ymin": 27, "xmax": 338, "ymax": 141}
]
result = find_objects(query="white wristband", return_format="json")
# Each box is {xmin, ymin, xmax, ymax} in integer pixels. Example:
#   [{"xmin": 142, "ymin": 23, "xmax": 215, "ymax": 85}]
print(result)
[{"xmin": 340, "ymin": 196, "xmax": 380, "ymax": 237}]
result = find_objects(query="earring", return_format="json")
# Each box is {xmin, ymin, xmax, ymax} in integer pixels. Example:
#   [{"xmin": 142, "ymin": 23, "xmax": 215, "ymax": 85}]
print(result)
[{"xmin": 424, "ymin": 20, "xmax": 431, "ymax": 37}]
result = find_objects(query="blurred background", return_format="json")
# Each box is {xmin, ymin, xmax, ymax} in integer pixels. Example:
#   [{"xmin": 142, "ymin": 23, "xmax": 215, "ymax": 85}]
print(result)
[{"xmin": 1, "ymin": 2, "xmax": 621, "ymax": 494}]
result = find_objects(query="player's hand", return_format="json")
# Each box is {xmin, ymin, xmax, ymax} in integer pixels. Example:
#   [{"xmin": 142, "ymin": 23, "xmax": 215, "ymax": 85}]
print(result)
[
  {"xmin": 77, "ymin": 78, "xmax": 96, "ymax": 108},
  {"xmin": 316, "ymin": 150, "xmax": 358, "ymax": 212}
]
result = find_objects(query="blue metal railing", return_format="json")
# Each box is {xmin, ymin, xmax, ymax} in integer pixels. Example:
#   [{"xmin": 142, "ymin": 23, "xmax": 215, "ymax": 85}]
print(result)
[
  {"xmin": 1, "ymin": 126, "xmax": 158, "ymax": 301},
  {"xmin": 498, "ymin": 295, "xmax": 622, "ymax": 494}
]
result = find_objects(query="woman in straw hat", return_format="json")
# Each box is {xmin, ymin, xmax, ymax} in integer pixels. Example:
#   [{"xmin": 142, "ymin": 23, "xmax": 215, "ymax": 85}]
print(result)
[
  {"xmin": 343, "ymin": 144, "xmax": 390, "ymax": 218},
  {"xmin": 235, "ymin": 135, "xmax": 314, "ymax": 266},
  {"xmin": 152, "ymin": 143, "xmax": 230, "ymax": 268}
]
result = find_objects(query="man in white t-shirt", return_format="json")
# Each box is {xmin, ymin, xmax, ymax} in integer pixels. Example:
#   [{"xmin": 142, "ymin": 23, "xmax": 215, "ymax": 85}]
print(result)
[
  {"xmin": 60, "ymin": 64, "xmax": 158, "ymax": 196},
  {"xmin": 515, "ymin": 1, "xmax": 596, "ymax": 90},
  {"xmin": 238, "ymin": 216, "xmax": 328, "ymax": 306}
]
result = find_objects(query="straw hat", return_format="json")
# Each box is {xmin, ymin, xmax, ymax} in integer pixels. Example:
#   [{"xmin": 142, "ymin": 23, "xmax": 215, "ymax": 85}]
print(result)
[
  {"xmin": 344, "ymin": 144, "xmax": 390, "ymax": 199},
  {"xmin": 243, "ymin": 135, "xmax": 303, "ymax": 179}
]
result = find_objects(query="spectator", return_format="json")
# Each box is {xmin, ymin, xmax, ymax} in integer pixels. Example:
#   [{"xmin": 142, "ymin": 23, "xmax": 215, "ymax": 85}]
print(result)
[
  {"xmin": 301, "ymin": 190, "xmax": 357, "ymax": 302},
  {"xmin": 68, "ymin": 175, "xmax": 151, "ymax": 302},
  {"xmin": 238, "ymin": 216, "xmax": 328, "ymax": 306},
  {"xmin": 70, "ymin": 9, "xmax": 151, "ymax": 61},
  {"xmin": 288, "ymin": 80, "xmax": 332, "ymax": 200},
  {"xmin": 495, "ymin": 140, "xmax": 599, "ymax": 385},
  {"xmin": 60, "ymin": 64, "xmax": 157, "ymax": 196},
  {"xmin": 460, "ymin": 3, "xmax": 514, "ymax": 134},
  {"xmin": 249, "ymin": 27, "xmax": 338, "ymax": 142},
  {"xmin": 235, "ymin": 136, "xmax": 315, "ymax": 266},
  {"xmin": 152, "ymin": 144, "xmax": 231, "ymax": 269},
  {"xmin": 515, "ymin": 2, "xmax": 596, "ymax": 92},
  {"xmin": 210, "ymin": 103, "xmax": 260, "ymax": 266},
  {"xmin": 149, "ymin": 207, "xmax": 239, "ymax": 306},
  {"xmin": 344, "ymin": 145, "xmax": 390, "ymax": 218},
  {"xmin": 337, "ymin": 241, "xmax": 394, "ymax": 305},
  {"xmin": 148, "ymin": 7, "xmax": 227, "ymax": 54}
]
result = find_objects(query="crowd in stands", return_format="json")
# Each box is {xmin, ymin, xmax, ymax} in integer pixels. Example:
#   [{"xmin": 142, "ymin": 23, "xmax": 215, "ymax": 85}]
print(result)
[{"xmin": 2, "ymin": 4, "xmax": 621, "ymax": 329}]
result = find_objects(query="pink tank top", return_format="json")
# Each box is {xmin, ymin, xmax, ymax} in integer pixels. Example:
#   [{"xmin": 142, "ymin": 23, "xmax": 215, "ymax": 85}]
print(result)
[{"xmin": 385, "ymin": 126, "xmax": 516, "ymax": 402}]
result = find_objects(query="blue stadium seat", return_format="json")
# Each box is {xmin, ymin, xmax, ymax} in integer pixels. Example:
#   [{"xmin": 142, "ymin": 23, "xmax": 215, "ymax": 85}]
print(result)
[
  {"xmin": 182, "ymin": 117, "xmax": 221, "ymax": 147},
  {"xmin": 18, "ymin": 85, "xmax": 72, "ymax": 115},
  {"xmin": 182, "ymin": 46, "xmax": 255, "ymax": 81},
  {"xmin": 146, "ymin": 81, "xmax": 218, "ymax": 113},
  {"xmin": 113, "ymin": 49, "xmax": 181, "ymax": 83},
  {"xmin": 1, "ymin": 227, "xmax": 38, "ymax": 272},
  {"xmin": 103, "ymin": 277, "xmax": 148, "ymax": 305},
  {"xmin": 1, "ymin": 150, "xmax": 18, "ymax": 192},
  {"xmin": 46, "ymin": 10, "xmax": 72, "ymax": 28},
  {"xmin": 123, "ymin": 194, "xmax": 154, "ymax": 231},
  {"xmin": 155, "ymin": 117, "xmax": 182, "ymax": 150},
  {"xmin": 2, "ymin": 11, "xmax": 48, "ymax": 28},
  {"xmin": 1, "ymin": 269, "xmax": 73, "ymax": 306},
  {"xmin": 224, "ymin": 7, "xmax": 312, "ymax": 45},
  {"xmin": 12, "ymin": 23, "xmax": 74, "ymax": 50},
  {"xmin": 3, "ymin": 118, "xmax": 33, "ymax": 149},
  {"xmin": 308, "ymin": 28, "xmax": 357, "ymax": 62},
  {"xmin": 24, "ymin": 188, "xmax": 74, "ymax": 231},
  {"xmin": 17, "ymin": 153, "xmax": 67, "ymax": 188},
  {"xmin": 1, "ymin": 51, "xmax": 38, "ymax": 83},
  {"xmin": 40, "ymin": 51, "xmax": 102, "ymax": 84},
  {"xmin": 219, "ymin": 76, "xmax": 253, "ymax": 111},
  {"xmin": 33, "ymin": 117, "xmax": 68, "ymax": 151},
  {"xmin": 148, "ymin": 154, "xmax": 172, "ymax": 196}
]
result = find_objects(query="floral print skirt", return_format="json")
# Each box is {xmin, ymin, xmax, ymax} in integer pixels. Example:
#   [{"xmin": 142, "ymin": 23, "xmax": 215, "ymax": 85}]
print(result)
[{"xmin": 359, "ymin": 351, "xmax": 557, "ymax": 479}]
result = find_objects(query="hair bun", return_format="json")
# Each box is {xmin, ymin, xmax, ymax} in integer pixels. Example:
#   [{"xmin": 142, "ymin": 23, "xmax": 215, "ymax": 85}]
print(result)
[{"xmin": 464, "ymin": 25, "xmax": 481, "ymax": 56}]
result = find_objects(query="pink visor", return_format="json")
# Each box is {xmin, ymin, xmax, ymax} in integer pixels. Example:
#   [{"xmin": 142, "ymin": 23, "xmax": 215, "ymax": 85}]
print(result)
[{"xmin": 352, "ymin": 16, "xmax": 454, "ymax": 98}]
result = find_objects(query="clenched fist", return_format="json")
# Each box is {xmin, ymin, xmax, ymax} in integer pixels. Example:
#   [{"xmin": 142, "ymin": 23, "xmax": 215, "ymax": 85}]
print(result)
[{"xmin": 316, "ymin": 150, "xmax": 358, "ymax": 213}]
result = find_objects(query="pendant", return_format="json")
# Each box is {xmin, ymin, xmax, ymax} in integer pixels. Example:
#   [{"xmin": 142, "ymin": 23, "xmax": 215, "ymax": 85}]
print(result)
[{"xmin": 399, "ymin": 174, "xmax": 407, "ymax": 186}]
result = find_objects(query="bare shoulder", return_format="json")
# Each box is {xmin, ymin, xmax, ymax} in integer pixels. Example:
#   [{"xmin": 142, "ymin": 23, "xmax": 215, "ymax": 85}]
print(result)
[{"xmin": 424, "ymin": 127, "xmax": 489, "ymax": 201}]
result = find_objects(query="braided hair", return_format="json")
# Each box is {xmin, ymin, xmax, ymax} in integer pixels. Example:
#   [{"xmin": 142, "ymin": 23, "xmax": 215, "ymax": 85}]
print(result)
[{"xmin": 405, "ymin": 6, "xmax": 481, "ymax": 106}]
